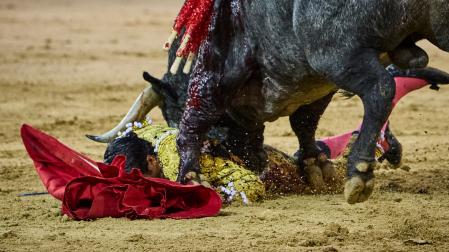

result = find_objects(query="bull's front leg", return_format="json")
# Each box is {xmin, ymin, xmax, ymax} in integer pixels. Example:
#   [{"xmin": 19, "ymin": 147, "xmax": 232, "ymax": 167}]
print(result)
[
  {"xmin": 176, "ymin": 0, "xmax": 254, "ymax": 183},
  {"xmin": 176, "ymin": 71, "xmax": 225, "ymax": 184},
  {"xmin": 221, "ymin": 113, "xmax": 267, "ymax": 173},
  {"xmin": 290, "ymin": 92, "xmax": 337, "ymax": 192},
  {"xmin": 312, "ymin": 49, "xmax": 396, "ymax": 204}
]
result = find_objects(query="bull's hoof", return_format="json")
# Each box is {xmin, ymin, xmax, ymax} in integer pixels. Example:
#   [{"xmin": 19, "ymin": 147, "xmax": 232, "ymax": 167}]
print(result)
[
  {"xmin": 321, "ymin": 160, "xmax": 338, "ymax": 183},
  {"xmin": 303, "ymin": 154, "xmax": 338, "ymax": 193},
  {"xmin": 304, "ymin": 160, "xmax": 325, "ymax": 192},
  {"xmin": 243, "ymin": 150, "xmax": 268, "ymax": 174},
  {"xmin": 344, "ymin": 176, "xmax": 374, "ymax": 204},
  {"xmin": 185, "ymin": 171, "xmax": 211, "ymax": 188}
]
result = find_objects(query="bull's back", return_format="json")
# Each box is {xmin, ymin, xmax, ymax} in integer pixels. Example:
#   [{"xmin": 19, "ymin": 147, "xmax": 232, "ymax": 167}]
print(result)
[{"xmin": 230, "ymin": 0, "xmax": 427, "ymax": 124}]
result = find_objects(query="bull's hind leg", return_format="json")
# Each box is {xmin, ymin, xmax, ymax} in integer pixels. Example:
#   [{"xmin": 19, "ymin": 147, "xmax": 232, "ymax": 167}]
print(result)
[
  {"xmin": 311, "ymin": 50, "xmax": 396, "ymax": 204},
  {"xmin": 290, "ymin": 92, "xmax": 337, "ymax": 192},
  {"xmin": 388, "ymin": 42, "xmax": 429, "ymax": 69}
]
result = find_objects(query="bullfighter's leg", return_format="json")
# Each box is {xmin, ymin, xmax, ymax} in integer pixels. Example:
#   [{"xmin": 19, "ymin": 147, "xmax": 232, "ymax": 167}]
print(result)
[
  {"xmin": 290, "ymin": 92, "xmax": 337, "ymax": 192},
  {"xmin": 377, "ymin": 123, "xmax": 402, "ymax": 167},
  {"xmin": 312, "ymin": 50, "xmax": 396, "ymax": 204}
]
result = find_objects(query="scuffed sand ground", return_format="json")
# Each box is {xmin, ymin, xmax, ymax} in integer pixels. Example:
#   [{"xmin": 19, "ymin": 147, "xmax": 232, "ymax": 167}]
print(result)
[{"xmin": 1, "ymin": 1, "xmax": 449, "ymax": 251}]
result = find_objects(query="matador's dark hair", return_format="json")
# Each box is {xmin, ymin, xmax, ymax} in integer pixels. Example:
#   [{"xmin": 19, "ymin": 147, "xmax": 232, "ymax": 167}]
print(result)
[{"xmin": 103, "ymin": 132, "xmax": 155, "ymax": 173}]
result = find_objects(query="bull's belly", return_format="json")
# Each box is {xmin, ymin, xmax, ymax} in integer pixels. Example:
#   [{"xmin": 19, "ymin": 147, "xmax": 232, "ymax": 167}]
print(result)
[{"xmin": 229, "ymin": 77, "xmax": 337, "ymax": 123}]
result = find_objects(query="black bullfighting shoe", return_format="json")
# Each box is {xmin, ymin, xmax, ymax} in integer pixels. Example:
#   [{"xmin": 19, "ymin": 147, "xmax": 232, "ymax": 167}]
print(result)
[{"xmin": 377, "ymin": 125, "xmax": 403, "ymax": 167}]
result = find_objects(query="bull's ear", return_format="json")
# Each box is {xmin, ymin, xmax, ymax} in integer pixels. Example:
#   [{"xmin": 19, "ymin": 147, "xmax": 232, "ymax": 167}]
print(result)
[
  {"xmin": 143, "ymin": 72, "xmax": 164, "ymax": 89},
  {"xmin": 142, "ymin": 72, "xmax": 178, "ymax": 100}
]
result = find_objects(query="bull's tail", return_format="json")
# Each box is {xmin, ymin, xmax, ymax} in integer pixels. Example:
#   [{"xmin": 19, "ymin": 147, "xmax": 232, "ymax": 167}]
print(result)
[
  {"xmin": 339, "ymin": 65, "xmax": 449, "ymax": 99},
  {"xmin": 386, "ymin": 65, "xmax": 449, "ymax": 89}
]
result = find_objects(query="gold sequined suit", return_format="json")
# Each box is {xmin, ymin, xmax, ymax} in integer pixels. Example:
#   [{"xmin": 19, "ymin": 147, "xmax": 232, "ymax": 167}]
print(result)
[{"xmin": 134, "ymin": 124, "xmax": 266, "ymax": 204}]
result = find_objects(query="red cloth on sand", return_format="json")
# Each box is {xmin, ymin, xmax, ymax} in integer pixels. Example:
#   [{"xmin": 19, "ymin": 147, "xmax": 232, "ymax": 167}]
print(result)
[{"xmin": 20, "ymin": 124, "xmax": 222, "ymax": 220}]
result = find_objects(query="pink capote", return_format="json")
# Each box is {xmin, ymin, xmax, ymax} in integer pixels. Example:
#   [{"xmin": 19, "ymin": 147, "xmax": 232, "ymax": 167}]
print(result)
[{"xmin": 20, "ymin": 124, "xmax": 222, "ymax": 220}]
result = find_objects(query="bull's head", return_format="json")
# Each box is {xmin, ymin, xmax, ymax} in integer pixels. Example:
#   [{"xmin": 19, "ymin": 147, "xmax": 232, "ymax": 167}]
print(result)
[
  {"xmin": 85, "ymin": 74, "xmax": 162, "ymax": 143},
  {"xmin": 87, "ymin": 28, "xmax": 195, "ymax": 143},
  {"xmin": 86, "ymin": 70, "xmax": 191, "ymax": 143}
]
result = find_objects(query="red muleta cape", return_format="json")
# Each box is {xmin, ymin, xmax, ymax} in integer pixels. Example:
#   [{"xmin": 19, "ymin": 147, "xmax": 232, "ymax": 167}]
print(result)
[{"xmin": 20, "ymin": 124, "xmax": 222, "ymax": 220}]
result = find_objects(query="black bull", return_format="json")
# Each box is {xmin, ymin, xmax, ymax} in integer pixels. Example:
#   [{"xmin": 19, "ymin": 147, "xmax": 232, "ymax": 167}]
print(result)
[
  {"xmin": 89, "ymin": 0, "xmax": 449, "ymax": 204},
  {"xmin": 173, "ymin": 0, "xmax": 449, "ymax": 204}
]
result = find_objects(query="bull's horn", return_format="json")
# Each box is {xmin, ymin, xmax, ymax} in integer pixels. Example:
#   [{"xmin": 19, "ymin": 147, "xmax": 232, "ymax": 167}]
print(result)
[{"xmin": 86, "ymin": 85, "xmax": 162, "ymax": 143}]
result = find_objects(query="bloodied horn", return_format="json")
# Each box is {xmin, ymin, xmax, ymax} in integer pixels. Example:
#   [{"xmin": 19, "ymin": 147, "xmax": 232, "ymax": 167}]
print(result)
[{"xmin": 86, "ymin": 85, "xmax": 162, "ymax": 143}]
